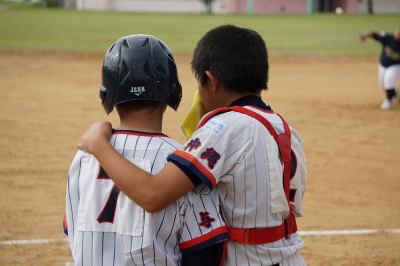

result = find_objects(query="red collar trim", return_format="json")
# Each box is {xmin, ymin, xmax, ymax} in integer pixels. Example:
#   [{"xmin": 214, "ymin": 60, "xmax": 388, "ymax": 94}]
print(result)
[{"xmin": 112, "ymin": 130, "xmax": 168, "ymax": 138}]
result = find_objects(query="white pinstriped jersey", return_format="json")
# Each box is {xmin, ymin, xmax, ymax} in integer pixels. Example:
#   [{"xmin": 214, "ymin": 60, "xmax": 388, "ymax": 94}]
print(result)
[
  {"xmin": 64, "ymin": 130, "xmax": 228, "ymax": 266},
  {"xmin": 168, "ymin": 106, "xmax": 307, "ymax": 266}
]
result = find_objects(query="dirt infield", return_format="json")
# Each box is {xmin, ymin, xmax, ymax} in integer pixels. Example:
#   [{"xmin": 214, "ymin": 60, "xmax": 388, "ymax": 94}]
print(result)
[{"xmin": 0, "ymin": 50, "xmax": 399, "ymax": 266}]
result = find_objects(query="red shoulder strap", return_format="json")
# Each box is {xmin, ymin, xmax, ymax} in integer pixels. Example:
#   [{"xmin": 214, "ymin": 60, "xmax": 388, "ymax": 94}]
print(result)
[
  {"xmin": 197, "ymin": 107, "xmax": 230, "ymax": 129},
  {"xmin": 198, "ymin": 106, "xmax": 290, "ymax": 139},
  {"xmin": 199, "ymin": 106, "xmax": 297, "ymax": 243},
  {"xmin": 198, "ymin": 106, "xmax": 292, "ymax": 201}
]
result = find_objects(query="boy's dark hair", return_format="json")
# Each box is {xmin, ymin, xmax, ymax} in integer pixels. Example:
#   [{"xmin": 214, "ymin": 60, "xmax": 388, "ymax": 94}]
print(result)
[
  {"xmin": 191, "ymin": 24, "xmax": 269, "ymax": 93},
  {"xmin": 116, "ymin": 100, "xmax": 163, "ymax": 113}
]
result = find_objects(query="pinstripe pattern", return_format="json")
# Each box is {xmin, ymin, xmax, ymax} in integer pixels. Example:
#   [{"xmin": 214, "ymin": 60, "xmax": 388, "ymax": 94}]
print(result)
[
  {"xmin": 65, "ymin": 130, "xmax": 228, "ymax": 266},
  {"xmin": 168, "ymin": 106, "xmax": 307, "ymax": 266}
]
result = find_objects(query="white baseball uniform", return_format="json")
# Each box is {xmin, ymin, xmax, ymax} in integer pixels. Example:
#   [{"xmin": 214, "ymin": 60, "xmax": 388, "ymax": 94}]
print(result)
[
  {"xmin": 167, "ymin": 97, "xmax": 307, "ymax": 266},
  {"xmin": 64, "ymin": 130, "xmax": 228, "ymax": 266}
]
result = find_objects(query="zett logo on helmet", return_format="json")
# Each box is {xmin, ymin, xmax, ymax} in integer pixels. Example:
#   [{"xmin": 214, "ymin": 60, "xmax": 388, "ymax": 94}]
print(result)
[{"xmin": 130, "ymin": 87, "xmax": 146, "ymax": 96}]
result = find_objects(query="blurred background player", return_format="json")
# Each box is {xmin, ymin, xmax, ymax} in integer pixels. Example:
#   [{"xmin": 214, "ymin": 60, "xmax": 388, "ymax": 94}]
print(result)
[
  {"xmin": 77, "ymin": 25, "xmax": 308, "ymax": 266},
  {"xmin": 359, "ymin": 26, "xmax": 400, "ymax": 110},
  {"xmin": 63, "ymin": 34, "xmax": 228, "ymax": 266}
]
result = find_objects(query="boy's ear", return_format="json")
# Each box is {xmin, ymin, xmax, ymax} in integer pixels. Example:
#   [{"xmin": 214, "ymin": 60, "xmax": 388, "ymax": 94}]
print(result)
[{"xmin": 205, "ymin": 71, "xmax": 220, "ymax": 92}]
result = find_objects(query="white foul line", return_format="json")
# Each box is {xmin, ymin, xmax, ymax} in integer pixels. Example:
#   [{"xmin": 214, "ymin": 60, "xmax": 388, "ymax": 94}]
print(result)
[
  {"xmin": 1, "ymin": 229, "xmax": 399, "ymax": 246},
  {"xmin": 297, "ymin": 229, "xmax": 400, "ymax": 236},
  {"xmin": 0, "ymin": 238, "xmax": 69, "ymax": 245}
]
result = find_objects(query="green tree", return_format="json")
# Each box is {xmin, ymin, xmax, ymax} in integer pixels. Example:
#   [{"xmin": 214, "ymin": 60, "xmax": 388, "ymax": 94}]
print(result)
[
  {"xmin": 367, "ymin": 0, "xmax": 373, "ymax": 14},
  {"xmin": 44, "ymin": 0, "xmax": 59, "ymax": 7},
  {"xmin": 201, "ymin": 0, "xmax": 213, "ymax": 14}
]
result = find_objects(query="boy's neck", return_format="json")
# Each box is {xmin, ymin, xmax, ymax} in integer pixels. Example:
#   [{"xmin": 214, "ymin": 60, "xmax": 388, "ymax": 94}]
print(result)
[
  {"xmin": 219, "ymin": 91, "xmax": 262, "ymax": 110},
  {"xmin": 116, "ymin": 107, "xmax": 164, "ymax": 133}
]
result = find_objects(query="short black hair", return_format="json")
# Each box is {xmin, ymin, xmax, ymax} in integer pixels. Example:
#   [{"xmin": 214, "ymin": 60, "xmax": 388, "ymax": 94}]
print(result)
[
  {"xmin": 116, "ymin": 100, "xmax": 163, "ymax": 113},
  {"xmin": 191, "ymin": 24, "xmax": 269, "ymax": 94}
]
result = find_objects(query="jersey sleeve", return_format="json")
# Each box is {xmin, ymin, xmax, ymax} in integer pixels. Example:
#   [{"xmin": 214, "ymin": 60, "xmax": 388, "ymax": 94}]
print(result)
[
  {"xmin": 178, "ymin": 183, "xmax": 228, "ymax": 255},
  {"xmin": 64, "ymin": 150, "xmax": 86, "ymax": 254},
  {"xmin": 167, "ymin": 113, "xmax": 253, "ymax": 190},
  {"xmin": 289, "ymin": 127, "xmax": 307, "ymax": 218},
  {"xmin": 373, "ymin": 31, "xmax": 388, "ymax": 44}
]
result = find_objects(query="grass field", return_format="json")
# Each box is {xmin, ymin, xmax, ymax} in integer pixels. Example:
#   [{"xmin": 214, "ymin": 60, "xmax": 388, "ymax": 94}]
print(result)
[{"xmin": 0, "ymin": 6, "xmax": 399, "ymax": 55}]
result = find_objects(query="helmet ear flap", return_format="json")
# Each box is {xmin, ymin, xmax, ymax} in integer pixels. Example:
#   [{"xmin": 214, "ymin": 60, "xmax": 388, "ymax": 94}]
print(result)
[
  {"xmin": 99, "ymin": 85, "xmax": 107, "ymax": 103},
  {"xmin": 99, "ymin": 85, "xmax": 113, "ymax": 114},
  {"xmin": 170, "ymin": 81, "xmax": 182, "ymax": 111}
]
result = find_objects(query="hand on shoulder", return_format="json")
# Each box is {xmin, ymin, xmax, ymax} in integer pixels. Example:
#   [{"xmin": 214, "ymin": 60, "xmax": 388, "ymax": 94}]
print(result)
[{"xmin": 78, "ymin": 121, "xmax": 113, "ymax": 154}]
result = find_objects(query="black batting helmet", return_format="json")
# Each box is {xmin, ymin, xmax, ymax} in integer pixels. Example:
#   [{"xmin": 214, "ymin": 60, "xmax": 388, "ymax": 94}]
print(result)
[{"xmin": 100, "ymin": 34, "xmax": 182, "ymax": 114}]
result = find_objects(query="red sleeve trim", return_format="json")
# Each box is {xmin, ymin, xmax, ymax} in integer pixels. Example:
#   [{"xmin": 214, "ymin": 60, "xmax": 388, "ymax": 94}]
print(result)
[
  {"xmin": 172, "ymin": 150, "xmax": 217, "ymax": 188},
  {"xmin": 179, "ymin": 226, "xmax": 228, "ymax": 250}
]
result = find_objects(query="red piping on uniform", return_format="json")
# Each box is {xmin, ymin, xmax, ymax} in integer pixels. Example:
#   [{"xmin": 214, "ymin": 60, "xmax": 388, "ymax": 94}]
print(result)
[
  {"xmin": 172, "ymin": 150, "xmax": 217, "ymax": 187},
  {"xmin": 243, "ymin": 105, "xmax": 275, "ymax": 114},
  {"xmin": 112, "ymin": 131, "xmax": 168, "ymax": 137},
  {"xmin": 179, "ymin": 226, "xmax": 228, "ymax": 249}
]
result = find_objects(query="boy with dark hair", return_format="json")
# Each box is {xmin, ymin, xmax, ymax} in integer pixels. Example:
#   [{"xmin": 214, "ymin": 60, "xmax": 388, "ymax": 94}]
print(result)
[
  {"xmin": 78, "ymin": 25, "xmax": 308, "ymax": 265},
  {"xmin": 64, "ymin": 34, "xmax": 228, "ymax": 266},
  {"xmin": 192, "ymin": 24, "xmax": 268, "ymax": 94}
]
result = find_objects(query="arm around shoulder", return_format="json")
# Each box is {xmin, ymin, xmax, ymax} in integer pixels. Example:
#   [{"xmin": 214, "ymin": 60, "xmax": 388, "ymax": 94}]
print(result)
[
  {"xmin": 94, "ymin": 149, "xmax": 194, "ymax": 213},
  {"xmin": 78, "ymin": 121, "xmax": 195, "ymax": 212},
  {"xmin": 81, "ymin": 132, "xmax": 194, "ymax": 213}
]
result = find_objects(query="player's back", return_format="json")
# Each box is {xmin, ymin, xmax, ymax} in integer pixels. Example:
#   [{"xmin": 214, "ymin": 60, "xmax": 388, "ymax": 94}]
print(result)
[
  {"xmin": 213, "ymin": 108, "xmax": 307, "ymax": 265},
  {"xmin": 66, "ymin": 130, "xmax": 185, "ymax": 266},
  {"xmin": 170, "ymin": 105, "xmax": 307, "ymax": 266},
  {"xmin": 66, "ymin": 130, "xmax": 228, "ymax": 265}
]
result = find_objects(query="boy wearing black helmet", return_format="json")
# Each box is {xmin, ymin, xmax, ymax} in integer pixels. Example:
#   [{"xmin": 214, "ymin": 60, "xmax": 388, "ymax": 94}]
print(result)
[
  {"xmin": 64, "ymin": 35, "xmax": 228, "ymax": 266},
  {"xmin": 78, "ymin": 25, "xmax": 308, "ymax": 266}
]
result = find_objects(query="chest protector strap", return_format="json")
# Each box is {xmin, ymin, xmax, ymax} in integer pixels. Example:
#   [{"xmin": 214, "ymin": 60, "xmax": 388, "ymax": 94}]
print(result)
[{"xmin": 198, "ymin": 106, "xmax": 297, "ymax": 244}]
